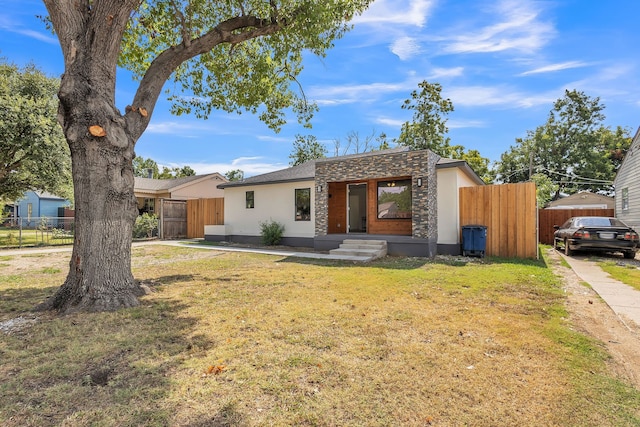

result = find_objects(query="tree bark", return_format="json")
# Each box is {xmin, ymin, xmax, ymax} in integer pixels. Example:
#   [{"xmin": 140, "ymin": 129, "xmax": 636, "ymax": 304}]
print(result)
[{"xmin": 38, "ymin": 0, "xmax": 142, "ymax": 313}]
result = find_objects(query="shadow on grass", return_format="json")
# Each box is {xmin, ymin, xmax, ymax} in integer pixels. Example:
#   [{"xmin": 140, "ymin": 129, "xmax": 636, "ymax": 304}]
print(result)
[
  {"xmin": 0, "ymin": 293, "xmax": 212, "ymax": 426},
  {"xmin": 0, "ymin": 285, "xmax": 60, "ymax": 316},
  {"xmin": 278, "ymin": 253, "xmax": 549, "ymax": 271}
]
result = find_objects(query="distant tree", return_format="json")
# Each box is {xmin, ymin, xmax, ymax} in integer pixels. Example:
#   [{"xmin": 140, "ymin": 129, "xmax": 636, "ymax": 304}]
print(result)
[
  {"xmin": 495, "ymin": 90, "xmax": 631, "ymax": 195},
  {"xmin": 396, "ymin": 80, "xmax": 491, "ymax": 182},
  {"xmin": 376, "ymin": 132, "xmax": 391, "ymax": 150},
  {"xmin": 0, "ymin": 61, "xmax": 72, "ymax": 203},
  {"xmin": 396, "ymin": 80, "xmax": 454, "ymax": 154},
  {"xmin": 132, "ymin": 156, "xmax": 160, "ymax": 178},
  {"xmin": 333, "ymin": 130, "xmax": 380, "ymax": 156},
  {"xmin": 158, "ymin": 165, "xmax": 196, "ymax": 179},
  {"xmin": 225, "ymin": 169, "xmax": 244, "ymax": 181},
  {"xmin": 133, "ymin": 156, "xmax": 195, "ymax": 179},
  {"xmin": 289, "ymin": 134, "xmax": 327, "ymax": 166},
  {"xmin": 531, "ymin": 173, "xmax": 559, "ymax": 207}
]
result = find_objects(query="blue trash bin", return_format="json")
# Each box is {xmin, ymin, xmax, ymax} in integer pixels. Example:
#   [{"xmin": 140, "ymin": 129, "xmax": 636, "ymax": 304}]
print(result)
[{"xmin": 461, "ymin": 225, "xmax": 487, "ymax": 257}]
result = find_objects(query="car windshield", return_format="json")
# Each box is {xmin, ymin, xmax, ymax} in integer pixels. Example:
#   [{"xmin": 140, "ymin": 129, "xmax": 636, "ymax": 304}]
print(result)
[{"xmin": 575, "ymin": 217, "xmax": 626, "ymax": 227}]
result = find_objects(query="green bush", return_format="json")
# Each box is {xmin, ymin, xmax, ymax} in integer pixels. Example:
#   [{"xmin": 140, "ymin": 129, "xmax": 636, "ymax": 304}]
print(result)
[
  {"xmin": 133, "ymin": 213, "xmax": 158, "ymax": 238},
  {"xmin": 259, "ymin": 219, "xmax": 285, "ymax": 246}
]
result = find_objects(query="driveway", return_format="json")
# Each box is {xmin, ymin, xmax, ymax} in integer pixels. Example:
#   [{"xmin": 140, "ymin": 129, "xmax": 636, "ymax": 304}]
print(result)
[{"xmin": 561, "ymin": 252, "xmax": 640, "ymax": 328}]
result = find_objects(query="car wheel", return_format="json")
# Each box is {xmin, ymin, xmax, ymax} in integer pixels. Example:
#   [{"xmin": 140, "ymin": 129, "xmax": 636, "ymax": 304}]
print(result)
[
  {"xmin": 623, "ymin": 251, "xmax": 636, "ymax": 260},
  {"xmin": 564, "ymin": 239, "xmax": 573, "ymax": 256}
]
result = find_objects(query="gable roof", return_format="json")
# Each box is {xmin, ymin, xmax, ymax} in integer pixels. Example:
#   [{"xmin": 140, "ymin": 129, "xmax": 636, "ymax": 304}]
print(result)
[
  {"xmin": 218, "ymin": 147, "xmax": 486, "ymax": 189},
  {"xmin": 218, "ymin": 160, "xmax": 316, "ymax": 189},
  {"xmin": 546, "ymin": 191, "xmax": 614, "ymax": 208},
  {"xmin": 33, "ymin": 191, "xmax": 67, "ymax": 201},
  {"xmin": 135, "ymin": 173, "xmax": 226, "ymax": 193}
]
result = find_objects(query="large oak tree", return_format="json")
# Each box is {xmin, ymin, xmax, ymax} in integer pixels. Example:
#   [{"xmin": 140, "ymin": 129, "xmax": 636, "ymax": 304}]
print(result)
[{"xmin": 38, "ymin": 0, "xmax": 372, "ymax": 313}]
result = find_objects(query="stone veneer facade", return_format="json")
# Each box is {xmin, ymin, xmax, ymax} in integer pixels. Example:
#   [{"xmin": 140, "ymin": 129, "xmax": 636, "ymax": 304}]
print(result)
[{"xmin": 314, "ymin": 149, "xmax": 439, "ymax": 244}]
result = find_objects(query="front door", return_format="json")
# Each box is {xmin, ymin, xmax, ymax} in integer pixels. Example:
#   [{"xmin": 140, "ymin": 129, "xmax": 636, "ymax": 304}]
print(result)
[{"xmin": 348, "ymin": 183, "xmax": 367, "ymax": 233}]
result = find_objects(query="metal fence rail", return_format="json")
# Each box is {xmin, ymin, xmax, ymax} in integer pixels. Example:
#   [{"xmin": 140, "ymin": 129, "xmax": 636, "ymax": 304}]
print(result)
[{"xmin": 0, "ymin": 216, "xmax": 75, "ymax": 248}]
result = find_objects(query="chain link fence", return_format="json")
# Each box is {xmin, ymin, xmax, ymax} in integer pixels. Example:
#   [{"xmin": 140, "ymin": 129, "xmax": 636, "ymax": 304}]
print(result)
[{"xmin": 0, "ymin": 217, "xmax": 75, "ymax": 248}]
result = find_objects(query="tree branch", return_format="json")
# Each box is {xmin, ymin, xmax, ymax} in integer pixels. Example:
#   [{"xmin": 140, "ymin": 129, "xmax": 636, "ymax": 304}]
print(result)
[{"xmin": 127, "ymin": 14, "xmax": 283, "ymax": 140}]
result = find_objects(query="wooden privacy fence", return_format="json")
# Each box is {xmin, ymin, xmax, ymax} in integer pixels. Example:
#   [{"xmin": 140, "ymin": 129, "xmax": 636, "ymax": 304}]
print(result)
[
  {"xmin": 538, "ymin": 208, "xmax": 614, "ymax": 245},
  {"xmin": 460, "ymin": 182, "xmax": 538, "ymax": 259},
  {"xmin": 187, "ymin": 198, "xmax": 224, "ymax": 238},
  {"xmin": 160, "ymin": 199, "xmax": 187, "ymax": 239}
]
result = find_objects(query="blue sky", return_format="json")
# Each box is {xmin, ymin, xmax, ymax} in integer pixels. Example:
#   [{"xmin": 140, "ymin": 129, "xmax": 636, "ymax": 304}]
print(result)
[{"xmin": 2, "ymin": 0, "xmax": 640, "ymax": 177}]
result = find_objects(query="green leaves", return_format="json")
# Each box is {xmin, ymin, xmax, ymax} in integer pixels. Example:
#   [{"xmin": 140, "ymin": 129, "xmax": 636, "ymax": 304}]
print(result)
[
  {"xmin": 120, "ymin": 0, "xmax": 373, "ymax": 131},
  {"xmin": 496, "ymin": 90, "xmax": 631, "ymax": 195},
  {"xmin": 0, "ymin": 61, "xmax": 71, "ymax": 203}
]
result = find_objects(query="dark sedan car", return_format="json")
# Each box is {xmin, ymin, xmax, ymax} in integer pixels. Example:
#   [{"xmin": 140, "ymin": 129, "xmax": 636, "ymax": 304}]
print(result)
[{"xmin": 553, "ymin": 216, "xmax": 639, "ymax": 258}]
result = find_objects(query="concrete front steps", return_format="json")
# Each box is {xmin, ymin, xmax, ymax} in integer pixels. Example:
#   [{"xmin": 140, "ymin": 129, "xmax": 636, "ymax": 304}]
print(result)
[{"xmin": 329, "ymin": 239, "xmax": 387, "ymax": 261}]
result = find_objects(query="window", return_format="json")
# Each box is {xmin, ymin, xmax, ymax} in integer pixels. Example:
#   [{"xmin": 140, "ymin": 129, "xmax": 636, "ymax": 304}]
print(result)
[
  {"xmin": 246, "ymin": 191, "xmax": 254, "ymax": 209},
  {"xmin": 622, "ymin": 188, "xmax": 629, "ymax": 211},
  {"xmin": 143, "ymin": 198, "xmax": 155, "ymax": 213},
  {"xmin": 295, "ymin": 188, "xmax": 311, "ymax": 221},
  {"xmin": 377, "ymin": 179, "xmax": 411, "ymax": 219}
]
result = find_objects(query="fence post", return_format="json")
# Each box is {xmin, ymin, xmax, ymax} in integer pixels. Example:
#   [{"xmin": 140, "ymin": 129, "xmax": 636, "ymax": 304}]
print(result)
[{"xmin": 19, "ymin": 219, "xmax": 22, "ymax": 248}]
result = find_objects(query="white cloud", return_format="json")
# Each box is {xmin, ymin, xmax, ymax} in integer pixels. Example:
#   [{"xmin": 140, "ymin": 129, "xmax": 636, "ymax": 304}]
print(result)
[
  {"xmin": 447, "ymin": 119, "xmax": 487, "ymax": 129},
  {"xmin": 375, "ymin": 117, "xmax": 405, "ymax": 127},
  {"xmin": 163, "ymin": 156, "xmax": 287, "ymax": 177},
  {"xmin": 441, "ymin": 0, "xmax": 554, "ymax": 54},
  {"xmin": 354, "ymin": 0, "xmax": 435, "ymax": 27},
  {"xmin": 309, "ymin": 81, "xmax": 412, "ymax": 105},
  {"xmin": 391, "ymin": 36, "xmax": 422, "ymax": 60},
  {"xmin": 446, "ymin": 85, "xmax": 555, "ymax": 108},
  {"xmin": 146, "ymin": 121, "xmax": 216, "ymax": 136},
  {"xmin": 520, "ymin": 61, "xmax": 589, "ymax": 76},
  {"xmin": 0, "ymin": 16, "xmax": 58, "ymax": 44}
]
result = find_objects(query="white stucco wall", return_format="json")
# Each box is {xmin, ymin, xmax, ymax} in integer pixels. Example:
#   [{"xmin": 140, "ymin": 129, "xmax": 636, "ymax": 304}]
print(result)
[
  {"xmin": 218, "ymin": 181, "xmax": 315, "ymax": 238},
  {"xmin": 171, "ymin": 175, "xmax": 226, "ymax": 199},
  {"xmin": 437, "ymin": 168, "xmax": 479, "ymax": 244}
]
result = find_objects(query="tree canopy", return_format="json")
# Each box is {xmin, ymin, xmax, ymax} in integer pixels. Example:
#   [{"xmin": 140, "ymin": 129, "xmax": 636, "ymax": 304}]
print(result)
[
  {"xmin": 0, "ymin": 60, "xmax": 72, "ymax": 203},
  {"xmin": 225, "ymin": 169, "xmax": 244, "ymax": 181},
  {"xmin": 495, "ymin": 90, "xmax": 631, "ymax": 195}
]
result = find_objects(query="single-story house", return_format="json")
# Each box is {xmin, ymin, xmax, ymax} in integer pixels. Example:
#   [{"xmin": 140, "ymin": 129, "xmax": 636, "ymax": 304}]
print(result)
[
  {"xmin": 206, "ymin": 147, "xmax": 485, "ymax": 256},
  {"xmin": 134, "ymin": 173, "xmax": 227, "ymax": 215},
  {"xmin": 11, "ymin": 190, "xmax": 71, "ymax": 222},
  {"xmin": 545, "ymin": 191, "xmax": 614, "ymax": 209},
  {"xmin": 614, "ymin": 126, "xmax": 640, "ymax": 230}
]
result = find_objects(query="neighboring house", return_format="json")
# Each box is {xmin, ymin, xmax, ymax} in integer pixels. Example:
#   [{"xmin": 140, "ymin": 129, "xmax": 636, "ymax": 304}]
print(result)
[
  {"xmin": 13, "ymin": 190, "xmax": 71, "ymax": 221},
  {"xmin": 545, "ymin": 192, "xmax": 614, "ymax": 209},
  {"xmin": 134, "ymin": 173, "xmax": 227, "ymax": 215},
  {"xmin": 614, "ymin": 126, "xmax": 640, "ymax": 230},
  {"xmin": 206, "ymin": 148, "xmax": 485, "ymax": 256}
]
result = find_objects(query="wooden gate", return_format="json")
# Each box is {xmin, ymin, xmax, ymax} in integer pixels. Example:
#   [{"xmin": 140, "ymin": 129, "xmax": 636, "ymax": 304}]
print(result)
[
  {"xmin": 538, "ymin": 208, "xmax": 614, "ymax": 245},
  {"xmin": 160, "ymin": 199, "xmax": 187, "ymax": 239},
  {"xmin": 460, "ymin": 182, "xmax": 538, "ymax": 259},
  {"xmin": 187, "ymin": 198, "xmax": 224, "ymax": 238}
]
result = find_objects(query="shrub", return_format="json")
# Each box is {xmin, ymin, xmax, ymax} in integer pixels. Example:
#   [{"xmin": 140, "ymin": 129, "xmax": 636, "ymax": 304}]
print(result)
[
  {"xmin": 133, "ymin": 213, "xmax": 158, "ymax": 238},
  {"xmin": 259, "ymin": 219, "xmax": 285, "ymax": 246}
]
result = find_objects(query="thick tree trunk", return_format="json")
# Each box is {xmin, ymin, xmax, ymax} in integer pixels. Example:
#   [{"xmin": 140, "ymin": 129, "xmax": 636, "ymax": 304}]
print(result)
[
  {"xmin": 38, "ymin": 95, "xmax": 142, "ymax": 313},
  {"xmin": 37, "ymin": 1, "xmax": 143, "ymax": 313}
]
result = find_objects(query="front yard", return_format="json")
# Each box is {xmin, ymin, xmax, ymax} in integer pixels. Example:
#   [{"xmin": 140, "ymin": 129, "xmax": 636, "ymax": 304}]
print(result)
[{"xmin": 1, "ymin": 246, "xmax": 639, "ymax": 426}]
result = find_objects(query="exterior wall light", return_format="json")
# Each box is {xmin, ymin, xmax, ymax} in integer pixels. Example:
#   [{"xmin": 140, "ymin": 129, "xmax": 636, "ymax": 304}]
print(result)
[{"xmin": 417, "ymin": 178, "xmax": 423, "ymax": 187}]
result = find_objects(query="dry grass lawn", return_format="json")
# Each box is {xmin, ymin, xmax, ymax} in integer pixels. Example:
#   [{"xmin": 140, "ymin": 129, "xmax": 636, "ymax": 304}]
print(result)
[{"xmin": 1, "ymin": 245, "xmax": 639, "ymax": 426}]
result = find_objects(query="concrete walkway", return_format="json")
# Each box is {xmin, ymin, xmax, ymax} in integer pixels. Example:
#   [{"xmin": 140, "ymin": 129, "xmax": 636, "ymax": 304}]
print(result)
[
  {"xmin": 0, "ymin": 240, "xmax": 373, "ymax": 262},
  {"xmin": 561, "ymin": 253, "xmax": 640, "ymax": 328}
]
